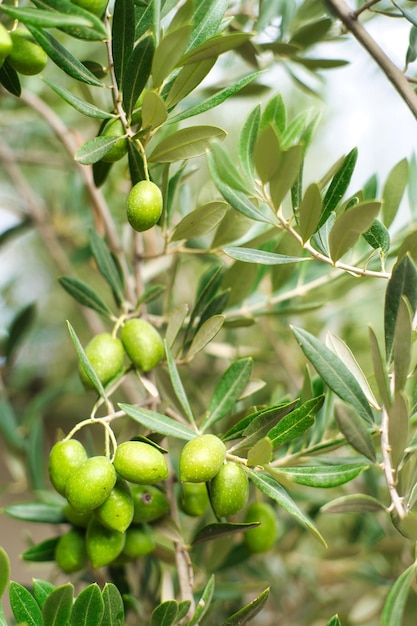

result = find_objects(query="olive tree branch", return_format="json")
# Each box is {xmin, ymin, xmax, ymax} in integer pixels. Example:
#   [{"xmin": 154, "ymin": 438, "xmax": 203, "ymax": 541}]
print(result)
[
  {"xmin": 324, "ymin": 0, "xmax": 417, "ymax": 121},
  {"xmin": 380, "ymin": 404, "xmax": 406, "ymax": 519}
]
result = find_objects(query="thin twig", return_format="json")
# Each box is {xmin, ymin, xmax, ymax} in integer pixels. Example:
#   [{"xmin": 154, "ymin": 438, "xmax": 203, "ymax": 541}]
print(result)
[{"xmin": 380, "ymin": 405, "xmax": 406, "ymax": 519}]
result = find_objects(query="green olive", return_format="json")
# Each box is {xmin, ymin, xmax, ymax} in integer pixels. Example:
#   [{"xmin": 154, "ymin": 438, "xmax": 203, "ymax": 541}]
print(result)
[
  {"xmin": 100, "ymin": 118, "xmax": 128, "ymax": 163},
  {"xmin": 122, "ymin": 524, "xmax": 155, "ymax": 559},
  {"xmin": 49, "ymin": 439, "xmax": 88, "ymax": 496},
  {"xmin": 120, "ymin": 318, "xmax": 164, "ymax": 372},
  {"xmin": 65, "ymin": 456, "xmax": 116, "ymax": 512},
  {"xmin": 131, "ymin": 485, "xmax": 170, "ymax": 523},
  {"xmin": 179, "ymin": 434, "xmax": 226, "ymax": 483},
  {"xmin": 95, "ymin": 478, "xmax": 134, "ymax": 533},
  {"xmin": 70, "ymin": 0, "xmax": 108, "ymax": 17},
  {"xmin": 86, "ymin": 517, "xmax": 125, "ymax": 568},
  {"xmin": 210, "ymin": 462, "xmax": 249, "ymax": 517},
  {"xmin": 8, "ymin": 28, "xmax": 47, "ymax": 76},
  {"xmin": 55, "ymin": 528, "xmax": 87, "ymax": 573},
  {"xmin": 126, "ymin": 180, "xmax": 163, "ymax": 232},
  {"xmin": 0, "ymin": 24, "xmax": 12, "ymax": 67},
  {"xmin": 63, "ymin": 502, "xmax": 92, "ymax": 528},
  {"xmin": 243, "ymin": 502, "xmax": 277, "ymax": 554},
  {"xmin": 114, "ymin": 441, "xmax": 168, "ymax": 485},
  {"xmin": 79, "ymin": 332, "xmax": 125, "ymax": 389},
  {"xmin": 180, "ymin": 482, "xmax": 210, "ymax": 517}
]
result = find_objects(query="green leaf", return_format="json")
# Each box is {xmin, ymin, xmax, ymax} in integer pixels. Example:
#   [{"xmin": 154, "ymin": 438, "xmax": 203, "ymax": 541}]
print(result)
[
  {"xmin": 299, "ymin": 182, "xmax": 322, "ymax": 242},
  {"xmin": 221, "ymin": 587, "xmax": 270, "ymax": 626},
  {"xmin": 224, "ymin": 247, "xmax": 308, "ymax": 265},
  {"xmin": 335, "ymin": 406, "xmax": 376, "ymax": 462},
  {"xmin": 142, "ymin": 91, "xmax": 167, "ymax": 130},
  {"xmin": 269, "ymin": 144, "xmax": 303, "ymax": 210},
  {"xmin": 22, "ymin": 538, "xmax": 59, "ymax": 562},
  {"xmin": 203, "ymin": 358, "xmax": 253, "ymax": 431},
  {"xmin": 272, "ymin": 463, "xmax": 368, "ymax": 488},
  {"xmin": 292, "ymin": 326, "xmax": 374, "ymax": 423},
  {"xmin": 0, "ymin": 397, "xmax": 26, "ymax": 451},
  {"xmin": 165, "ymin": 58, "xmax": 216, "ymax": 109},
  {"xmin": 318, "ymin": 147, "xmax": 358, "ymax": 229},
  {"xmin": 239, "ymin": 104, "xmax": 260, "ymax": 186},
  {"xmin": 119, "ymin": 403, "xmax": 196, "ymax": 441},
  {"xmin": 4, "ymin": 302, "xmax": 36, "ymax": 362},
  {"xmin": 253, "ymin": 123, "xmax": 281, "ymax": 184},
  {"xmin": 187, "ymin": 315, "xmax": 224, "ymax": 361},
  {"xmin": 4, "ymin": 503, "xmax": 65, "ymax": 524},
  {"xmin": 382, "ymin": 158, "xmax": 408, "ymax": 228},
  {"xmin": 188, "ymin": 574, "xmax": 215, "ymax": 626},
  {"xmin": 43, "ymin": 584, "xmax": 74, "ymax": 626},
  {"xmin": 223, "ymin": 400, "xmax": 299, "ymax": 443},
  {"xmin": 44, "ymin": 79, "xmax": 113, "ymax": 119},
  {"xmin": 260, "ymin": 92, "xmax": 286, "ymax": 135},
  {"xmin": 31, "ymin": 0, "xmax": 107, "ymax": 40},
  {"xmin": 127, "ymin": 139, "xmax": 146, "ymax": 184},
  {"xmin": 112, "ymin": 0, "xmax": 135, "ymax": 88},
  {"xmin": 71, "ymin": 585, "xmax": 104, "ymax": 626},
  {"xmin": 164, "ymin": 342, "xmax": 195, "ymax": 425},
  {"xmin": 28, "ymin": 26, "xmax": 103, "ymax": 86},
  {"xmin": 149, "ymin": 125, "xmax": 227, "ymax": 162},
  {"xmin": 170, "ymin": 201, "xmax": 228, "ymax": 241},
  {"xmin": 187, "ymin": 0, "xmax": 227, "ymax": 50},
  {"xmin": 268, "ymin": 395, "xmax": 323, "ymax": 447},
  {"xmin": 192, "ymin": 522, "xmax": 258, "ymax": 546},
  {"xmin": 180, "ymin": 32, "xmax": 251, "ymax": 64},
  {"xmin": 153, "ymin": 25, "xmax": 192, "ymax": 87},
  {"xmin": 75, "ymin": 136, "xmax": 126, "ymax": 165},
  {"xmin": 165, "ymin": 304, "xmax": 189, "ymax": 347},
  {"xmin": 393, "ymin": 298, "xmax": 412, "ymax": 394},
  {"xmin": 9, "ymin": 582, "xmax": 43, "ymax": 626},
  {"xmin": 388, "ymin": 392, "xmax": 409, "ymax": 469},
  {"xmin": 67, "ymin": 321, "xmax": 107, "ymax": 399},
  {"xmin": 0, "ymin": 61, "xmax": 21, "ymax": 97},
  {"xmin": 151, "ymin": 601, "xmax": 179, "ymax": 626},
  {"xmin": 362, "ymin": 218, "xmax": 390, "ymax": 253},
  {"xmin": 369, "ymin": 326, "xmax": 391, "ymax": 408},
  {"xmin": 385, "ymin": 255, "xmax": 417, "ymax": 362},
  {"xmin": 0, "ymin": 4, "xmax": 92, "ymax": 28},
  {"xmin": 322, "ymin": 493, "xmax": 387, "ymax": 514},
  {"xmin": 381, "ymin": 563, "xmax": 416, "ymax": 626},
  {"xmin": 210, "ymin": 142, "xmax": 250, "ymax": 193},
  {"xmin": 101, "ymin": 583, "xmax": 124, "ymax": 626},
  {"xmin": 122, "ymin": 35, "xmax": 155, "ymax": 119},
  {"xmin": 59, "ymin": 276, "xmax": 115, "ymax": 319},
  {"xmin": 89, "ymin": 230, "xmax": 125, "ymax": 308},
  {"xmin": 168, "ymin": 70, "xmax": 264, "ymax": 124},
  {"xmin": 246, "ymin": 469, "xmax": 326, "ymax": 546},
  {"xmin": 328, "ymin": 201, "xmax": 381, "ymax": 262},
  {"xmin": 33, "ymin": 580, "xmax": 56, "ymax": 610},
  {"xmin": 247, "ymin": 436, "xmax": 273, "ymax": 466},
  {"xmin": 326, "ymin": 615, "xmax": 342, "ymax": 626},
  {"xmin": 289, "ymin": 17, "xmax": 332, "ymax": 48},
  {"xmin": 0, "ymin": 548, "xmax": 10, "ymax": 598}
]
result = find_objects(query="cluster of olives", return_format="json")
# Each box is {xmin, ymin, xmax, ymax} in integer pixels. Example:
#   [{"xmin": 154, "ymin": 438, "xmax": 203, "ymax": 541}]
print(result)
[
  {"xmin": 49, "ymin": 438, "xmax": 170, "ymax": 571},
  {"xmin": 79, "ymin": 318, "xmax": 164, "ymax": 389},
  {"xmin": 0, "ymin": 24, "xmax": 47, "ymax": 76}
]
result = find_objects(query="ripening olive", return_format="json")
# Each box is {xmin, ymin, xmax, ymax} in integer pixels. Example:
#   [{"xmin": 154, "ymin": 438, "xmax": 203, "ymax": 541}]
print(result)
[
  {"xmin": 114, "ymin": 441, "xmax": 168, "ymax": 485},
  {"xmin": 100, "ymin": 118, "xmax": 128, "ymax": 163},
  {"xmin": 49, "ymin": 439, "xmax": 88, "ymax": 496},
  {"xmin": 86, "ymin": 517, "xmax": 125, "ymax": 568},
  {"xmin": 120, "ymin": 318, "xmax": 164, "ymax": 372},
  {"xmin": 65, "ymin": 456, "xmax": 116, "ymax": 512},
  {"xmin": 95, "ymin": 478, "xmax": 134, "ymax": 533},
  {"xmin": 55, "ymin": 528, "xmax": 87, "ymax": 573},
  {"xmin": 179, "ymin": 434, "xmax": 226, "ymax": 483},
  {"xmin": 7, "ymin": 28, "xmax": 47, "ymax": 75},
  {"xmin": 180, "ymin": 482, "xmax": 210, "ymax": 517},
  {"xmin": 243, "ymin": 502, "xmax": 277, "ymax": 554},
  {"xmin": 122, "ymin": 524, "xmax": 155, "ymax": 559},
  {"xmin": 210, "ymin": 462, "xmax": 249, "ymax": 518},
  {"xmin": 79, "ymin": 332, "xmax": 125, "ymax": 389},
  {"xmin": 131, "ymin": 485, "xmax": 170, "ymax": 523},
  {"xmin": 126, "ymin": 180, "xmax": 163, "ymax": 232}
]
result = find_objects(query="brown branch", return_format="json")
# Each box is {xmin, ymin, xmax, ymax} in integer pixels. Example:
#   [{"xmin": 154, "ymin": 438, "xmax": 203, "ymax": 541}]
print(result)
[{"xmin": 325, "ymin": 0, "xmax": 417, "ymax": 120}]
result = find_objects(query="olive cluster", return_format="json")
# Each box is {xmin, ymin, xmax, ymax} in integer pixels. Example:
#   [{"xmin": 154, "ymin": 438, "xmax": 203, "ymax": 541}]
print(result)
[
  {"xmin": 0, "ymin": 24, "xmax": 47, "ymax": 76},
  {"xmin": 79, "ymin": 318, "xmax": 164, "ymax": 389},
  {"xmin": 49, "ymin": 439, "xmax": 170, "ymax": 572}
]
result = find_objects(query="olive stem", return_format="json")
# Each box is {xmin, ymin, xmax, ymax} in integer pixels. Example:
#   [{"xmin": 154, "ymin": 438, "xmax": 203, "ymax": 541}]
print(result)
[{"xmin": 380, "ymin": 405, "xmax": 406, "ymax": 519}]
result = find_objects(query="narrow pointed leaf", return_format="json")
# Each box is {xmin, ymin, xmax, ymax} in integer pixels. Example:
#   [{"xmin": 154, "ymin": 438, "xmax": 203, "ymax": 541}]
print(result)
[
  {"xmin": 221, "ymin": 588, "xmax": 270, "ymax": 626},
  {"xmin": 44, "ymin": 79, "xmax": 113, "ymax": 119},
  {"xmin": 299, "ymin": 182, "xmax": 322, "ymax": 242},
  {"xmin": 192, "ymin": 522, "xmax": 258, "ymax": 546},
  {"xmin": 239, "ymin": 104, "xmax": 260, "ymax": 185},
  {"xmin": 268, "ymin": 395, "xmax": 323, "ymax": 447},
  {"xmin": 203, "ymin": 358, "xmax": 253, "ymax": 430},
  {"xmin": 59, "ymin": 276, "xmax": 115, "ymax": 319},
  {"xmin": 43, "ymin": 584, "xmax": 74, "ymax": 626},
  {"xmin": 362, "ymin": 218, "xmax": 390, "ymax": 253},
  {"xmin": 253, "ymin": 123, "xmax": 281, "ymax": 183},
  {"xmin": 246, "ymin": 469, "xmax": 326, "ymax": 546},
  {"xmin": 369, "ymin": 325, "xmax": 391, "ymax": 408},
  {"xmin": 0, "ymin": 548, "xmax": 10, "ymax": 598},
  {"xmin": 149, "ymin": 125, "xmax": 226, "ymax": 162},
  {"xmin": 393, "ymin": 297, "xmax": 412, "ymax": 394},
  {"xmin": 388, "ymin": 392, "xmax": 409, "ymax": 468},
  {"xmin": 101, "ymin": 583, "xmax": 124, "ymax": 626},
  {"xmin": 224, "ymin": 247, "xmax": 308, "ymax": 265},
  {"xmin": 71, "ymin": 584, "xmax": 104, "ymax": 626},
  {"xmin": 210, "ymin": 141, "xmax": 250, "ymax": 192},
  {"xmin": 381, "ymin": 563, "xmax": 416, "ymax": 626},
  {"xmin": 187, "ymin": 315, "xmax": 224, "ymax": 361},
  {"xmin": 292, "ymin": 326, "xmax": 374, "ymax": 423},
  {"xmin": 335, "ymin": 406, "xmax": 376, "ymax": 461},
  {"xmin": 165, "ymin": 57, "xmax": 215, "ymax": 109},
  {"xmin": 0, "ymin": 5, "xmax": 93, "ymax": 28},
  {"xmin": 171, "ymin": 201, "xmax": 228, "ymax": 241},
  {"xmin": 31, "ymin": 0, "xmax": 107, "ymax": 40},
  {"xmin": 382, "ymin": 158, "xmax": 408, "ymax": 228},
  {"xmin": 385, "ymin": 255, "xmax": 417, "ymax": 362},
  {"xmin": 165, "ymin": 342, "xmax": 195, "ymax": 425},
  {"xmin": 142, "ymin": 91, "xmax": 167, "ymax": 130},
  {"xmin": 247, "ymin": 437, "xmax": 273, "ymax": 466},
  {"xmin": 0, "ymin": 61, "xmax": 21, "ymax": 97},
  {"xmin": 22, "ymin": 537, "xmax": 59, "ymax": 562},
  {"xmin": 112, "ymin": 0, "xmax": 135, "ymax": 88},
  {"xmin": 9, "ymin": 582, "xmax": 43, "ymax": 626},
  {"xmin": 273, "ymin": 463, "xmax": 368, "ymax": 488},
  {"xmin": 28, "ymin": 26, "xmax": 103, "ymax": 86},
  {"xmin": 89, "ymin": 230, "xmax": 125, "ymax": 307},
  {"xmin": 4, "ymin": 302, "xmax": 36, "ymax": 361},
  {"xmin": 187, "ymin": 0, "xmax": 228, "ymax": 50},
  {"xmin": 322, "ymin": 493, "xmax": 386, "ymax": 514},
  {"xmin": 75, "ymin": 136, "xmax": 126, "ymax": 165},
  {"xmin": 269, "ymin": 144, "xmax": 303, "ymax": 210},
  {"xmin": 165, "ymin": 304, "xmax": 189, "ymax": 347},
  {"xmin": 180, "ymin": 32, "xmax": 251, "ymax": 65},
  {"xmin": 4, "ymin": 502, "xmax": 66, "ymax": 524},
  {"xmin": 223, "ymin": 400, "xmax": 299, "ymax": 443},
  {"xmin": 326, "ymin": 616, "xmax": 341, "ymax": 626},
  {"xmin": 187, "ymin": 574, "xmax": 215, "ymax": 626},
  {"xmin": 152, "ymin": 25, "xmax": 192, "ymax": 87},
  {"xmin": 67, "ymin": 321, "xmax": 107, "ymax": 398},
  {"xmin": 151, "ymin": 600, "xmax": 179, "ymax": 626},
  {"xmin": 318, "ymin": 147, "xmax": 358, "ymax": 229},
  {"xmin": 122, "ymin": 36, "xmax": 155, "ymax": 118},
  {"xmin": 329, "ymin": 201, "xmax": 381, "ymax": 262},
  {"xmin": 119, "ymin": 403, "xmax": 195, "ymax": 441}
]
